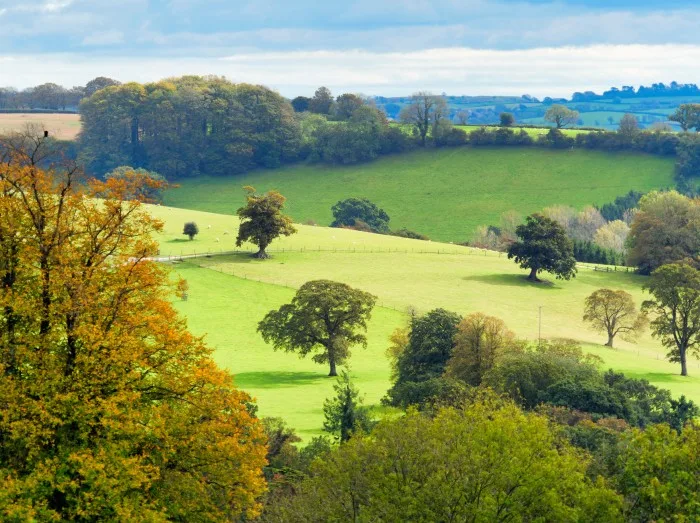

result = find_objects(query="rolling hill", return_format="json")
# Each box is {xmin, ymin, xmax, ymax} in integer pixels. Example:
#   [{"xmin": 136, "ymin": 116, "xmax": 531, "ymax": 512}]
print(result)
[
  {"xmin": 163, "ymin": 147, "xmax": 675, "ymax": 243},
  {"xmin": 147, "ymin": 205, "xmax": 700, "ymax": 439}
]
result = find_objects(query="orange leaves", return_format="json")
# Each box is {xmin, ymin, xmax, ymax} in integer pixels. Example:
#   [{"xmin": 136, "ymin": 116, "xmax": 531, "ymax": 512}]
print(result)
[{"xmin": 0, "ymin": 135, "xmax": 266, "ymax": 520}]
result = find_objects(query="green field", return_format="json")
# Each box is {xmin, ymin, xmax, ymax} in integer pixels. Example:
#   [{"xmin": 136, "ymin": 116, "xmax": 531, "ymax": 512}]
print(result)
[
  {"xmin": 455, "ymin": 125, "xmax": 589, "ymax": 137},
  {"xmin": 148, "ymin": 205, "xmax": 700, "ymax": 439},
  {"xmin": 163, "ymin": 147, "xmax": 674, "ymax": 243}
]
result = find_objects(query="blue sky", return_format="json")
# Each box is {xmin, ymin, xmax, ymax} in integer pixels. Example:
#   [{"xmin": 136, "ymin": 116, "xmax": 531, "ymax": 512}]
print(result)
[{"xmin": 1, "ymin": 0, "xmax": 700, "ymax": 96}]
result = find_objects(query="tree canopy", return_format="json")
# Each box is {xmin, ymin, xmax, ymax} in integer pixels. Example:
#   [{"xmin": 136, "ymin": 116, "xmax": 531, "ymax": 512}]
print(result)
[
  {"xmin": 399, "ymin": 91, "xmax": 448, "ymax": 146},
  {"xmin": 626, "ymin": 191, "xmax": 700, "ymax": 274},
  {"xmin": 330, "ymin": 197, "xmax": 390, "ymax": 233},
  {"xmin": 0, "ymin": 131, "xmax": 266, "ymax": 520},
  {"xmin": 507, "ymin": 213, "xmax": 577, "ymax": 281},
  {"xmin": 544, "ymin": 104, "xmax": 580, "ymax": 128},
  {"xmin": 583, "ymin": 289, "xmax": 646, "ymax": 348},
  {"xmin": 264, "ymin": 398, "xmax": 622, "ymax": 522},
  {"xmin": 643, "ymin": 263, "xmax": 700, "ymax": 376},
  {"xmin": 236, "ymin": 186, "xmax": 297, "ymax": 258},
  {"xmin": 258, "ymin": 280, "xmax": 377, "ymax": 376}
]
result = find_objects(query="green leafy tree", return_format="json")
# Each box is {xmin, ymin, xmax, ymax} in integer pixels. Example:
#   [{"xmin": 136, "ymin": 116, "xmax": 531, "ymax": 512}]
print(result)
[
  {"xmin": 263, "ymin": 398, "xmax": 623, "ymax": 522},
  {"xmin": 323, "ymin": 370, "xmax": 373, "ymax": 442},
  {"xmin": 386, "ymin": 308, "xmax": 461, "ymax": 407},
  {"xmin": 258, "ymin": 280, "xmax": 377, "ymax": 376},
  {"xmin": 669, "ymin": 103, "xmax": 700, "ymax": 131},
  {"xmin": 83, "ymin": 76, "xmax": 121, "ymax": 97},
  {"xmin": 183, "ymin": 221, "xmax": 199, "ymax": 240},
  {"xmin": 444, "ymin": 312, "xmax": 522, "ymax": 386},
  {"xmin": 236, "ymin": 186, "xmax": 297, "ymax": 259},
  {"xmin": 612, "ymin": 424, "xmax": 700, "ymax": 521},
  {"xmin": 583, "ymin": 289, "xmax": 647, "ymax": 348},
  {"xmin": 330, "ymin": 197, "xmax": 390, "ymax": 233},
  {"xmin": 507, "ymin": 213, "xmax": 577, "ymax": 281},
  {"xmin": 544, "ymin": 104, "xmax": 579, "ymax": 128},
  {"xmin": 626, "ymin": 191, "xmax": 700, "ymax": 274},
  {"xmin": 334, "ymin": 93, "xmax": 364, "ymax": 120},
  {"xmin": 290, "ymin": 96, "xmax": 311, "ymax": 112},
  {"xmin": 308, "ymin": 86, "xmax": 334, "ymax": 115},
  {"xmin": 499, "ymin": 112, "xmax": 515, "ymax": 126},
  {"xmin": 643, "ymin": 263, "xmax": 700, "ymax": 376}
]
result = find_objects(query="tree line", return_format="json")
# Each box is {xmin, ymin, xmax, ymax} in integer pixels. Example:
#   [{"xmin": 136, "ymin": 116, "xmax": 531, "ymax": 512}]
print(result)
[{"xmin": 0, "ymin": 77, "xmax": 120, "ymax": 111}]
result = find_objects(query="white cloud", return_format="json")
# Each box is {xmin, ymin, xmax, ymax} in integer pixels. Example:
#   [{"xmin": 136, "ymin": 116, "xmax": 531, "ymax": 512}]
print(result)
[{"xmin": 2, "ymin": 44, "xmax": 700, "ymax": 97}]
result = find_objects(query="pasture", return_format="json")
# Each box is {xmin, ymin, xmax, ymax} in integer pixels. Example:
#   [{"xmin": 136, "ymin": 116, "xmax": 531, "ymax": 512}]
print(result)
[
  {"xmin": 163, "ymin": 147, "xmax": 674, "ymax": 242},
  {"xmin": 0, "ymin": 113, "xmax": 81, "ymax": 140},
  {"xmin": 148, "ymin": 205, "xmax": 700, "ymax": 439}
]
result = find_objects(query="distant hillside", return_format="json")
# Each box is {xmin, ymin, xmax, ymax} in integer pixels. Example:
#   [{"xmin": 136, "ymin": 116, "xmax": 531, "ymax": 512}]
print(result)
[{"xmin": 163, "ymin": 147, "xmax": 674, "ymax": 243}]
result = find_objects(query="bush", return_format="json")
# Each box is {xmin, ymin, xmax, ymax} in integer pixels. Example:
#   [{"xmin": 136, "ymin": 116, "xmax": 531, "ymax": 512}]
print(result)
[{"xmin": 389, "ymin": 228, "xmax": 430, "ymax": 240}]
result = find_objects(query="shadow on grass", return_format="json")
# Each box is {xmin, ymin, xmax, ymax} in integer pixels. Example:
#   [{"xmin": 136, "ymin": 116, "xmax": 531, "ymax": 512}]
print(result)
[
  {"xmin": 166, "ymin": 238, "xmax": 192, "ymax": 243},
  {"xmin": 235, "ymin": 371, "xmax": 328, "ymax": 388},
  {"xmin": 462, "ymin": 273, "xmax": 560, "ymax": 289}
]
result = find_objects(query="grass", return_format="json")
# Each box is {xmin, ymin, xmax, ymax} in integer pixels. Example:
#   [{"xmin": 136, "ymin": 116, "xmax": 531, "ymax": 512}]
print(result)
[
  {"xmin": 150, "ymin": 205, "xmax": 700, "ymax": 438},
  {"xmin": 0, "ymin": 113, "xmax": 81, "ymax": 140},
  {"xmin": 163, "ymin": 147, "xmax": 674, "ymax": 243}
]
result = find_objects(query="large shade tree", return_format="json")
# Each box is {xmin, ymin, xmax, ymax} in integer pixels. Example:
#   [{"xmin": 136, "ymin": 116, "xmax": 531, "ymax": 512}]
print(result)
[
  {"xmin": 0, "ymin": 131, "xmax": 266, "ymax": 520},
  {"xmin": 258, "ymin": 280, "xmax": 377, "ymax": 376},
  {"xmin": 236, "ymin": 186, "xmax": 297, "ymax": 259},
  {"xmin": 507, "ymin": 213, "xmax": 577, "ymax": 281},
  {"xmin": 583, "ymin": 289, "xmax": 647, "ymax": 348},
  {"xmin": 643, "ymin": 263, "xmax": 700, "ymax": 376},
  {"xmin": 544, "ymin": 104, "xmax": 580, "ymax": 128}
]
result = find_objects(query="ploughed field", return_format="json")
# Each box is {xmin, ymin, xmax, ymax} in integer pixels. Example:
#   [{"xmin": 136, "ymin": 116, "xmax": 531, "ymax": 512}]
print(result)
[
  {"xmin": 163, "ymin": 147, "xmax": 674, "ymax": 243},
  {"xmin": 0, "ymin": 113, "xmax": 81, "ymax": 140},
  {"xmin": 148, "ymin": 205, "xmax": 699, "ymax": 439}
]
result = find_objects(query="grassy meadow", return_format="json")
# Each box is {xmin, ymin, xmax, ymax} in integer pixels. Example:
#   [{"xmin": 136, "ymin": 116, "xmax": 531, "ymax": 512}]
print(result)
[
  {"xmin": 148, "ymin": 205, "xmax": 700, "ymax": 439},
  {"xmin": 163, "ymin": 147, "xmax": 674, "ymax": 243},
  {"xmin": 0, "ymin": 113, "xmax": 81, "ymax": 140}
]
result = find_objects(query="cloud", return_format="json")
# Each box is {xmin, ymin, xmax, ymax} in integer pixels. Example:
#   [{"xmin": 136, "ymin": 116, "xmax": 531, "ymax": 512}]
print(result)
[
  {"xmin": 3, "ymin": 44, "xmax": 700, "ymax": 98},
  {"xmin": 82, "ymin": 30, "xmax": 124, "ymax": 46}
]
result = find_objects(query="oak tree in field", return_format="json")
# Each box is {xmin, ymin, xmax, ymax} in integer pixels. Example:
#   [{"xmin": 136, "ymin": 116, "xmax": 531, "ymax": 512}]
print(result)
[
  {"xmin": 258, "ymin": 280, "xmax": 377, "ymax": 376},
  {"xmin": 669, "ymin": 103, "xmax": 700, "ymax": 132},
  {"xmin": 583, "ymin": 289, "xmax": 647, "ymax": 348},
  {"xmin": 399, "ymin": 91, "xmax": 448, "ymax": 146},
  {"xmin": 330, "ymin": 197, "xmax": 390, "ymax": 233},
  {"xmin": 236, "ymin": 186, "xmax": 296, "ymax": 258},
  {"xmin": 0, "ymin": 131, "xmax": 266, "ymax": 520},
  {"xmin": 643, "ymin": 263, "xmax": 700, "ymax": 376},
  {"xmin": 500, "ymin": 112, "xmax": 515, "ymax": 126},
  {"xmin": 445, "ymin": 313, "xmax": 522, "ymax": 386},
  {"xmin": 544, "ymin": 104, "xmax": 579, "ymax": 128},
  {"xmin": 507, "ymin": 213, "xmax": 577, "ymax": 282},
  {"xmin": 183, "ymin": 221, "xmax": 199, "ymax": 240}
]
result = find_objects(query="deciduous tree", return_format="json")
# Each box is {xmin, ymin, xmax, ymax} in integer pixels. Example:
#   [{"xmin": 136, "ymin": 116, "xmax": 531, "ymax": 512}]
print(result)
[
  {"xmin": 643, "ymin": 263, "xmax": 700, "ymax": 376},
  {"xmin": 183, "ymin": 221, "xmax": 199, "ymax": 240},
  {"xmin": 544, "ymin": 104, "xmax": 579, "ymax": 128},
  {"xmin": 0, "ymin": 131, "xmax": 266, "ymax": 520},
  {"xmin": 330, "ymin": 197, "xmax": 390, "ymax": 233},
  {"xmin": 258, "ymin": 280, "xmax": 377, "ymax": 376},
  {"xmin": 445, "ymin": 313, "xmax": 522, "ymax": 386},
  {"xmin": 399, "ymin": 91, "xmax": 448, "ymax": 146},
  {"xmin": 669, "ymin": 103, "xmax": 700, "ymax": 132},
  {"xmin": 583, "ymin": 289, "xmax": 646, "ymax": 347},
  {"xmin": 507, "ymin": 213, "xmax": 577, "ymax": 281},
  {"xmin": 236, "ymin": 186, "xmax": 297, "ymax": 258}
]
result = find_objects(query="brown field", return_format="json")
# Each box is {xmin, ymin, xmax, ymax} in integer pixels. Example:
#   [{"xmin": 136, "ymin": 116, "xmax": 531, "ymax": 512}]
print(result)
[{"xmin": 0, "ymin": 113, "xmax": 81, "ymax": 140}]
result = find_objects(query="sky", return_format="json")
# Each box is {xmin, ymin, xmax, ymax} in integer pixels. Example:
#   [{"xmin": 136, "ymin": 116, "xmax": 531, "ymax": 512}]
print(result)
[{"xmin": 1, "ymin": 0, "xmax": 700, "ymax": 97}]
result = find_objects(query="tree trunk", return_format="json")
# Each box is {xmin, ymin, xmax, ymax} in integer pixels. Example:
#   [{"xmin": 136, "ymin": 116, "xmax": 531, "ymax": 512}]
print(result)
[
  {"xmin": 681, "ymin": 347, "xmax": 688, "ymax": 376},
  {"xmin": 328, "ymin": 353, "xmax": 337, "ymax": 377},
  {"xmin": 253, "ymin": 248, "xmax": 270, "ymax": 259},
  {"xmin": 527, "ymin": 267, "xmax": 540, "ymax": 282},
  {"xmin": 606, "ymin": 333, "xmax": 614, "ymax": 348}
]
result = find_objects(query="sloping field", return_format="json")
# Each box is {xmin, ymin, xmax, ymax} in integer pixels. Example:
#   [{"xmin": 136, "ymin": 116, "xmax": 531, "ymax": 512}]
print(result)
[
  {"xmin": 148, "ymin": 205, "xmax": 700, "ymax": 438},
  {"xmin": 0, "ymin": 113, "xmax": 81, "ymax": 140},
  {"xmin": 163, "ymin": 147, "xmax": 674, "ymax": 243}
]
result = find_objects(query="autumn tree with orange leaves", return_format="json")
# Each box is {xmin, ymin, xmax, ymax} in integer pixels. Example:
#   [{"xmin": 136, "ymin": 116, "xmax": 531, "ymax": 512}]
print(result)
[{"xmin": 0, "ymin": 128, "xmax": 267, "ymax": 521}]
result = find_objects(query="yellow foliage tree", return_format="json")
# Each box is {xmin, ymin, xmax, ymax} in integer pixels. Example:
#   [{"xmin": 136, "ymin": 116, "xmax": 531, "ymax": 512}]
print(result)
[{"xmin": 0, "ymin": 132, "xmax": 267, "ymax": 521}]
